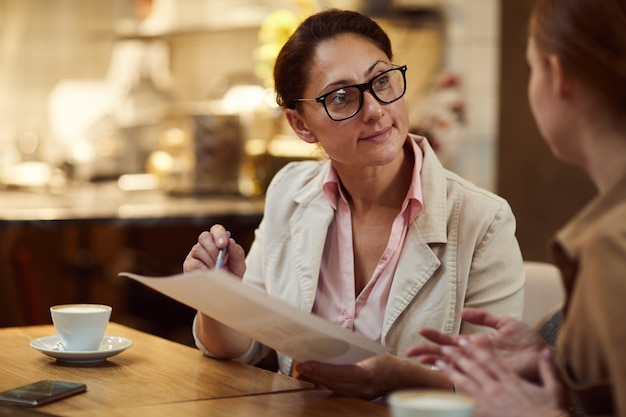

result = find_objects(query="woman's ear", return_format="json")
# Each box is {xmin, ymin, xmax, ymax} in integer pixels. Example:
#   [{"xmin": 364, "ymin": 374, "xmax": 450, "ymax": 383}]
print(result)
[
  {"xmin": 285, "ymin": 109, "xmax": 317, "ymax": 144},
  {"xmin": 548, "ymin": 55, "xmax": 573, "ymax": 98}
]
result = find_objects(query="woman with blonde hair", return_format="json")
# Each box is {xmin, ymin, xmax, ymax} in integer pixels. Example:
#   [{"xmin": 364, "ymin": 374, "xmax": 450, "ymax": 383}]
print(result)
[{"xmin": 408, "ymin": 0, "xmax": 626, "ymax": 415}]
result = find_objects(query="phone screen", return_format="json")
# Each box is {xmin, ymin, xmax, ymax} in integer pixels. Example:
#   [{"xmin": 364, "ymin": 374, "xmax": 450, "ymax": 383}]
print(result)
[{"xmin": 0, "ymin": 380, "xmax": 87, "ymax": 407}]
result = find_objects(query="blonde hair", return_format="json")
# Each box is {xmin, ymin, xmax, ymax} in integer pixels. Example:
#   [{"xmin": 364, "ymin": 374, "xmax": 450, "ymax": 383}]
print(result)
[{"xmin": 530, "ymin": 0, "xmax": 626, "ymax": 113}]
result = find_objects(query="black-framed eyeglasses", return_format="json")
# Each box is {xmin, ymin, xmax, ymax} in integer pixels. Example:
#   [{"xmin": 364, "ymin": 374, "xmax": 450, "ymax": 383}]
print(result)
[{"xmin": 294, "ymin": 65, "xmax": 407, "ymax": 121}]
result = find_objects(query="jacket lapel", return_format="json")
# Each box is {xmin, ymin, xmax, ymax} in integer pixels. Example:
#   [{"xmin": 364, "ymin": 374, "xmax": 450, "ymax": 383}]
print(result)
[
  {"xmin": 382, "ymin": 136, "xmax": 448, "ymax": 339},
  {"xmin": 382, "ymin": 223, "xmax": 441, "ymax": 338},
  {"xmin": 290, "ymin": 164, "xmax": 335, "ymax": 312}
]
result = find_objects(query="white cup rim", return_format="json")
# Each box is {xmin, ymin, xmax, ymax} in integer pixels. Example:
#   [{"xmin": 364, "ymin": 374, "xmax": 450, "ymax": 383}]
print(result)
[
  {"xmin": 51, "ymin": 304, "xmax": 112, "ymax": 312},
  {"xmin": 388, "ymin": 389, "xmax": 475, "ymax": 409}
]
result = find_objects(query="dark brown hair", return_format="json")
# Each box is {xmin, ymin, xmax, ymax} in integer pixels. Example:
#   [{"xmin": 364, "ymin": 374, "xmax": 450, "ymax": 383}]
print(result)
[
  {"xmin": 530, "ymin": 0, "xmax": 626, "ymax": 112},
  {"xmin": 273, "ymin": 9, "xmax": 393, "ymax": 110}
]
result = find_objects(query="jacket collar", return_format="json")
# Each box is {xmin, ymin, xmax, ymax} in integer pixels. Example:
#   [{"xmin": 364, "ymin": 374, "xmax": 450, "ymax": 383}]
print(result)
[
  {"xmin": 291, "ymin": 134, "xmax": 448, "ymax": 245},
  {"xmin": 412, "ymin": 135, "xmax": 449, "ymax": 244},
  {"xmin": 289, "ymin": 135, "xmax": 447, "ymax": 323},
  {"xmin": 554, "ymin": 173, "xmax": 626, "ymax": 259}
]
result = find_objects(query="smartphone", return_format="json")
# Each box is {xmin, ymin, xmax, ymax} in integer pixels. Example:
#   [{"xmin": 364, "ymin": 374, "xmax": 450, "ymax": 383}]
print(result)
[{"xmin": 0, "ymin": 380, "xmax": 86, "ymax": 407}]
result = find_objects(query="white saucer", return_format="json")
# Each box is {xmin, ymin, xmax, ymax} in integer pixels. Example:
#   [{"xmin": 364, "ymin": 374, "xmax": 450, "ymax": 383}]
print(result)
[{"xmin": 30, "ymin": 335, "xmax": 132, "ymax": 364}]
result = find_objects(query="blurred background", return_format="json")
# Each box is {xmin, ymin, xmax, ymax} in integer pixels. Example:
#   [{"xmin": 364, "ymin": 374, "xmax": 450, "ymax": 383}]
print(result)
[
  {"xmin": 0, "ymin": 0, "xmax": 593, "ymax": 341},
  {"xmin": 0, "ymin": 0, "xmax": 495, "ymax": 191}
]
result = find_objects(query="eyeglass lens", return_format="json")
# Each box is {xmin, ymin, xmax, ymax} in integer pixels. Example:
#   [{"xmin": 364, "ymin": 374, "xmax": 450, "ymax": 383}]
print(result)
[{"xmin": 323, "ymin": 67, "xmax": 406, "ymax": 121}]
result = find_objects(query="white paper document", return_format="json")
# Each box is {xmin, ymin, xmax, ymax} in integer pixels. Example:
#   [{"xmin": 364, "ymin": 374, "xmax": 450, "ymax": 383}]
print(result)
[{"xmin": 120, "ymin": 270, "xmax": 388, "ymax": 364}]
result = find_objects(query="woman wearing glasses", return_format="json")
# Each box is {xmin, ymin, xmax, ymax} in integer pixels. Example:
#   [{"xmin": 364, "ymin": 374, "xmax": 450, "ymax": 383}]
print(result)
[{"xmin": 184, "ymin": 9, "xmax": 524, "ymax": 399}]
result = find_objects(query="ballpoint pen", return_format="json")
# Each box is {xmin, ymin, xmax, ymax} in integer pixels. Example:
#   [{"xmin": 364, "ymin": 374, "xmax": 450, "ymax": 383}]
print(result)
[{"xmin": 214, "ymin": 231, "xmax": 231, "ymax": 270}]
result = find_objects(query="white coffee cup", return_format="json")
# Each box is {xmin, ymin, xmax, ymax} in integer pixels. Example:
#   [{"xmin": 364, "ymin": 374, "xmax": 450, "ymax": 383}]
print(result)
[
  {"xmin": 388, "ymin": 390, "xmax": 475, "ymax": 417},
  {"xmin": 50, "ymin": 304, "xmax": 112, "ymax": 351}
]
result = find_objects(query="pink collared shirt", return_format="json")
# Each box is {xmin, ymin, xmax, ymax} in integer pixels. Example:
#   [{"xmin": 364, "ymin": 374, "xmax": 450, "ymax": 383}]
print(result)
[{"xmin": 313, "ymin": 138, "xmax": 424, "ymax": 342}]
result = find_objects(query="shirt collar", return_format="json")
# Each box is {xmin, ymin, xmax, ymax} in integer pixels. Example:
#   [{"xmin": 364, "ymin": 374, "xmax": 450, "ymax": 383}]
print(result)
[
  {"xmin": 553, "ymin": 172, "xmax": 626, "ymax": 259},
  {"xmin": 322, "ymin": 136, "xmax": 424, "ymax": 220}
]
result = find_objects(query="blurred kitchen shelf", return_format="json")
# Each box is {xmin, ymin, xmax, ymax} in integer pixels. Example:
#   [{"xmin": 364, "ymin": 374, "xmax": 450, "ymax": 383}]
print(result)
[{"xmin": 0, "ymin": 181, "xmax": 264, "ymax": 226}]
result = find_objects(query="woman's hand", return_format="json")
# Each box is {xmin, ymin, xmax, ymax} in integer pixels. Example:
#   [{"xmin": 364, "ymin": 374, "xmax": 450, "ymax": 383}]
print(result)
[
  {"xmin": 295, "ymin": 353, "xmax": 452, "ymax": 399},
  {"xmin": 183, "ymin": 225, "xmax": 246, "ymax": 278},
  {"xmin": 407, "ymin": 307, "xmax": 548, "ymax": 381},
  {"xmin": 185, "ymin": 225, "xmax": 251, "ymax": 358},
  {"xmin": 434, "ymin": 339, "xmax": 566, "ymax": 417}
]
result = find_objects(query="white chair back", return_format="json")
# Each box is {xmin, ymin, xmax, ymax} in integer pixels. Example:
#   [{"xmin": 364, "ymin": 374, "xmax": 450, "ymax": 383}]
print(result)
[{"xmin": 522, "ymin": 261, "xmax": 565, "ymax": 326}]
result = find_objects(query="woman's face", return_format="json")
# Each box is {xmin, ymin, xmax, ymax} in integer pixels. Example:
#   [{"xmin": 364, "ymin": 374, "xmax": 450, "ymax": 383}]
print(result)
[
  {"xmin": 526, "ymin": 37, "xmax": 578, "ymax": 164},
  {"xmin": 286, "ymin": 34, "xmax": 409, "ymax": 171}
]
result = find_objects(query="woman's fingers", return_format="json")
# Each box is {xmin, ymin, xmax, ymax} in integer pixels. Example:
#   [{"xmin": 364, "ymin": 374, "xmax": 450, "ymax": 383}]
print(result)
[
  {"xmin": 419, "ymin": 328, "xmax": 460, "ymax": 345},
  {"xmin": 209, "ymin": 225, "xmax": 231, "ymax": 247},
  {"xmin": 439, "ymin": 339, "xmax": 509, "ymax": 392},
  {"xmin": 435, "ymin": 357, "xmax": 481, "ymax": 395},
  {"xmin": 538, "ymin": 348, "xmax": 562, "ymax": 398},
  {"xmin": 405, "ymin": 344, "xmax": 441, "ymax": 358},
  {"xmin": 407, "ymin": 328, "xmax": 470, "ymax": 362},
  {"xmin": 183, "ymin": 228, "xmax": 227, "ymax": 272},
  {"xmin": 461, "ymin": 307, "xmax": 506, "ymax": 329},
  {"xmin": 197, "ymin": 231, "xmax": 220, "ymax": 262}
]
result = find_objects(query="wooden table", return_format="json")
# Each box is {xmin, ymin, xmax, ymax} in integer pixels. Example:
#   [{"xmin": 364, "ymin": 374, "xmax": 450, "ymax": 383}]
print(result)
[
  {"xmin": 0, "ymin": 323, "xmax": 390, "ymax": 417},
  {"xmin": 63, "ymin": 390, "xmax": 391, "ymax": 417},
  {"xmin": 0, "ymin": 323, "xmax": 309, "ymax": 414}
]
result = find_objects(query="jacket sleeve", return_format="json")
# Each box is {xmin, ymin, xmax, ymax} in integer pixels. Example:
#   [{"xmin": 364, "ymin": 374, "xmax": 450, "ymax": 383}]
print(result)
[
  {"xmin": 460, "ymin": 198, "xmax": 525, "ymax": 334},
  {"xmin": 557, "ymin": 228, "xmax": 626, "ymax": 415}
]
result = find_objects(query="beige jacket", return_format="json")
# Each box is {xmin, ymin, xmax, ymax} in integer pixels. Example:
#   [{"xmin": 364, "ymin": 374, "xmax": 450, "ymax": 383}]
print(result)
[
  {"xmin": 553, "ymin": 173, "xmax": 626, "ymax": 417},
  {"xmin": 204, "ymin": 136, "xmax": 525, "ymax": 375}
]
